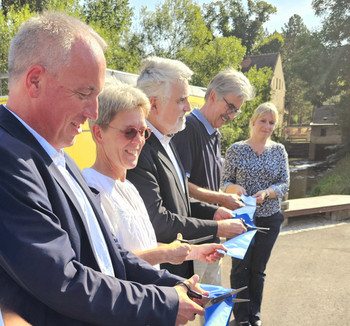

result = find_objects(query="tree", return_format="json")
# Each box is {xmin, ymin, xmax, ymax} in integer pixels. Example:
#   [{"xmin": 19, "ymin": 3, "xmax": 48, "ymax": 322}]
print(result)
[
  {"xmin": 138, "ymin": 0, "xmax": 211, "ymax": 58},
  {"xmin": 83, "ymin": 0, "xmax": 140, "ymax": 72},
  {"xmin": 253, "ymin": 31, "xmax": 283, "ymax": 54},
  {"xmin": 203, "ymin": 0, "xmax": 276, "ymax": 54},
  {"xmin": 312, "ymin": 0, "xmax": 350, "ymax": 47},
  {"xmin": 0, "ymin": 5, "xmax": 34, "ymax": 74},
  {"xmin": 281, "ymin": 15, "xmax": 314, "ymax": 125},
  {"xmin": 1, "ymin": 0, "xmax": 79, "ymax": 16},
  {"xmin": 312, "ymin": 0, "xmax": 350, "ymax": 151},
  {"xmin": 179, "ymin": 36, "xmax": 246, "ymax": 87}
]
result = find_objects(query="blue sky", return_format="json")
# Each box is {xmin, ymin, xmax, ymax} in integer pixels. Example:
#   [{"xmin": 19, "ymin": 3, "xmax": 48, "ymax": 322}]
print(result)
[{"xmin": 128, "ymin": 0, "xmax": 323, "ymax": 33}]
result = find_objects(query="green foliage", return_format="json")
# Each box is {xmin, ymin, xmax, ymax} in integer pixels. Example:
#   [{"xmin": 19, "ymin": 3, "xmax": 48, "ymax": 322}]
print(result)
[
  {"xmin": 253, "ymin": 31, "xmax": 283, "ymax": 54},
  {"xmin": 203, "ymin": 0, "xmax": 276, "ymax": 54},
  {"xmin": 82, "ymin": 0, "xmax": 141, "ymax": 72},
  {"xmin": 281, "ymin": 15, "xmax": 314, "ymax": 125},
  {"xmin": 312, "ymin": 1, "xmax": 350, "ymax": 150},
  {"xmin": 333, "ymin": 92, "xmax": 350, "ymax": 152},
  {"xmin": 83, "ymin": 0, "xmax": 132, "ymax": 32},
  {"xmin": 220, "ymin": 66, "xmax": 273, "ymax": 155},
  {"xmin": 179, "ymin": 36, "xmax": 246, "ymax": 87},
  {"xmin": 312, "ymin": 0, "xmax": 350, "ymax": 47},
  {"xmin": 0, "ymin": 5, "xmax": 34, "ymax": 74},
  {"xmin": 138, "ymin": 0, "xmax": 211, "ymax": 58},
  {"xmin": 311, "ymin": 155, "xmax": 350, "ymax": 196},
  {"xmin": 1, "ymin": 0, "xmax": 80, "ymax": 15}
]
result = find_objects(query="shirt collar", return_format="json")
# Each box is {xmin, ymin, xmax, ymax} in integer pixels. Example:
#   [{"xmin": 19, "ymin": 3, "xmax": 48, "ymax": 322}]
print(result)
[
  {"xmin": 146, "ymin": 120, "xmax": 172, "ymax": 146},
  {"xmin": 192, "ymin": 108, "xmax": 221, "ymax": 137}
]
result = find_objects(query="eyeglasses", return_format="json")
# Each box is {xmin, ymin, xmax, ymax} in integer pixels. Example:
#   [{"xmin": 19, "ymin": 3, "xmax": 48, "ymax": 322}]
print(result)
[
  {"xmin": 108, "ymin": 125, "xmax": 152, "ymax": 140},
  {"xmin": 223, "ymin": 97, "xmax": 241, "ymax": 118}
]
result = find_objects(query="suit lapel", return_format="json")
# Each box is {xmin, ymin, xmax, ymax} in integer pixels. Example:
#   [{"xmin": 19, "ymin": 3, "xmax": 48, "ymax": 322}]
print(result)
[
  {"xmin": 147, "ymin": 134, "xmax": 190, "ymax": 211},
  {"xmin": 0, "ymin": 106, "xmax": 120, "ymax": 272}
]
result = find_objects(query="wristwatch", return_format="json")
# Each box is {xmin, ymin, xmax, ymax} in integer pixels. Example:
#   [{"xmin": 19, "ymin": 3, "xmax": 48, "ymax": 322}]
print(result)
[{"xmin": 265, "ymin": 189, "xmax": 270, "ymax": 199}]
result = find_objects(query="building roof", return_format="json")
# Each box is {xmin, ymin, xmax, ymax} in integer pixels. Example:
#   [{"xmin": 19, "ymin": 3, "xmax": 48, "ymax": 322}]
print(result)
[
  {"xmin": 311, "ymin": 104, "xmax": 339, "ymax": 125},
  {"xmin": 241, "ymin": 53, "xmax": 280, "ymax": 73}
]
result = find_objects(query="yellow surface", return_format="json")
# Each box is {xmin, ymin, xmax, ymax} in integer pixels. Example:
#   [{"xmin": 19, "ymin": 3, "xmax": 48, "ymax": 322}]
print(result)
[
  {"xmin": 64, "ymin": 121, "xmax": 97, "ymax": 170},
  {"xmin": 0, "ymin": 96, "xmax": 7, "ymax": 105}
]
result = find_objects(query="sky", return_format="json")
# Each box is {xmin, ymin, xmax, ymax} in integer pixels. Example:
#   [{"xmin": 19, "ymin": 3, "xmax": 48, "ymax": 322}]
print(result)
[{"xmin": 128, "ymin": 0, "xmax": 323, "ymax": 33}]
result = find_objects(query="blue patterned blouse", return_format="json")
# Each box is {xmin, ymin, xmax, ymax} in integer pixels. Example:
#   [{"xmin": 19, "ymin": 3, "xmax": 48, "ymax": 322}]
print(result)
[{"xmin": 221, "ymin": 140, "xmax": 290, "ymax": 217}]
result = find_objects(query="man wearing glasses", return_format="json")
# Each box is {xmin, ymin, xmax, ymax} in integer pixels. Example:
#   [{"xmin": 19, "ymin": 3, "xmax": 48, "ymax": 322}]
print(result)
[{"xmin": 172, "ymin": 68, "xmax": 255, "ymax": 285}]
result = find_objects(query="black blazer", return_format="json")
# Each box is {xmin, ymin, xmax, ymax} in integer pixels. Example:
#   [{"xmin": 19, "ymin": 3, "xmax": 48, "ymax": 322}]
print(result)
[
  {"xmin": 0, "ymin": 106, "xmax": 183, "ymax": 326},
  {"xmin": 127, "ymin": 133, "xmax": 218, "ymax": 278}
]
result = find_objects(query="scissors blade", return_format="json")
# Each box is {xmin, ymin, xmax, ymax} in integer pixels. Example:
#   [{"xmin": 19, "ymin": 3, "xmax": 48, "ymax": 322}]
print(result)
[
  {"xmin": 203, "ymin": 286, "xmax": 248, "ymax": 307},
  {"xmin": 250, "ymin": 226, "xmax": 270, "ymax": 232},
  {"xmin": 179, "ymin": 234, "xmax": 214, "ymax": 244},
  {"xmin": 232, "ymin": 298, "xmax": 250, "ymax": 303}
]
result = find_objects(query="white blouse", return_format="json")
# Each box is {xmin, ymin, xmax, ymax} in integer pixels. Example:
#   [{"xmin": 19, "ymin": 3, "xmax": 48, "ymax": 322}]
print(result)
[{"xmin": 83, "ymin": 168, "xmax": 158, "ymax": 254}]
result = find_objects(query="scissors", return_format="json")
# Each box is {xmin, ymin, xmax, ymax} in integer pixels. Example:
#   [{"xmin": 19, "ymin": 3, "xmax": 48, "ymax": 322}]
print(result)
[
  {"xmin": 240, "ymin": 199, "xmax": 261, "ymax": 207},
  {"xmin": 177, "ymin": 282, "xmax": 249, "ymax": 307},
  {"xmin": 177, "ymin": 234, "xmax": 214, "ymax": 244},
  {"xmin": 240, "ymin": 219, "xmax": 270, "ymax": 234}
]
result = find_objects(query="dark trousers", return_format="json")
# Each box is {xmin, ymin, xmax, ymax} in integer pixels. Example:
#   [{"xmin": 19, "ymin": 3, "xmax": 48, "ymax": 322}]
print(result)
[{"xmin": 230, "ymin": 211, "xmax": 284, "ymax": 323}]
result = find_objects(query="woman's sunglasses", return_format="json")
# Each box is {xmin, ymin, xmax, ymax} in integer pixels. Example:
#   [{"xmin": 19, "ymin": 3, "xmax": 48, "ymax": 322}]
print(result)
[{"xmin": 108, "ymin": 125, "xmax": 152, "ymax": 140}]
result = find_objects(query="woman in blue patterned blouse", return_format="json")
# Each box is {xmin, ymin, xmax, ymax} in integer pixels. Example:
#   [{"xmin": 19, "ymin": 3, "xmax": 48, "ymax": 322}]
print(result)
[{"xmin": 221, "ymin": 102, "xmax": 290, "ymax": 326}]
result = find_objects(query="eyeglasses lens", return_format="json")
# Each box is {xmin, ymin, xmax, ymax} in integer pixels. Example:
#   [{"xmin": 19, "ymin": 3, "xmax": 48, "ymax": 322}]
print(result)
[{"xmin": 124, "ymin": 127, "xmax": 152, "ymax": 140}]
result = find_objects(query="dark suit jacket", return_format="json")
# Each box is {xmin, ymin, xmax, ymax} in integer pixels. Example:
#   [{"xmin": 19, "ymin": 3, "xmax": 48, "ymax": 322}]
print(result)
[
  {"xmin": 0, "ymin": 106, "xmax": 183, "ymax": 326},
  {"xmin": 127, "ymin": 133, "xmax": 218, "ymax": 278}
]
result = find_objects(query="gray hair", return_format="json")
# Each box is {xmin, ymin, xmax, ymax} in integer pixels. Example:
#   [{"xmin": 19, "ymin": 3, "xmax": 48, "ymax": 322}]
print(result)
[
  {"xmin": 89, "ymin": 77, "xmax": 150, "ymax": 131},
  {"xmin": 137, "ymin": 56, "xmax": 193, "ymax": 101},
  {"xmin": 8, "ymin": 11, "xmax": 107, "ymax": 86},
  {"xmin": 205, "ymin": 68, "xmax": 255, "ymax": 102},
  {"xmin": 249, "ymin": 102, "xmax": 279, "ymax": 137}
]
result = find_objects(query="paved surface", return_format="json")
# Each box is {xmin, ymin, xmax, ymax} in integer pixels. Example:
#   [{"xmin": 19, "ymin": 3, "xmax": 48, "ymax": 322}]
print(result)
[{"xmin": 190, "ymin": 215, "xmax": 350, "ymax": 326}]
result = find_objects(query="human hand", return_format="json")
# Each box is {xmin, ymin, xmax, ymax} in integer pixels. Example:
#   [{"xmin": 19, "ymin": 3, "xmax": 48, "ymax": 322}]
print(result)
[
  {"xmin": 213, "ymin": 206, "xmax": 234, "ymax": 221},
  {"xmin": 219, "ymin": 192, "xmax": 244, "ymax": 210},
  {"xmin": 225, "ymin": 184, "xmax": 247, "ymax": 196},
  {"xmin": 252, "ymin": 189, "xmax": 270, "ymax": 204},
  {"xmin": 216, "ymin": 218, "xmax": 247, "ymax": 238},
  {"xmin": 174, "ymin": 275, "xmax": 207, "ymax": 326},
  {"xmin": 188, "ymin": 243, "xmax": 227, "ymax": 263},
  {"xmin": 166, "ymin": 233, "xmax": 191, "ymax": 265}
]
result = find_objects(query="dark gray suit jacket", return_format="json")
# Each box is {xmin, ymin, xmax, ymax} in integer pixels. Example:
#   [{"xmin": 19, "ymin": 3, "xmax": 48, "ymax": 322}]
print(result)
[
  {"xmin": 127, "ymin": 133, "xmax": 218, "ymax": 278},
  {"xmin": 0, "ymin": 106, "xmax": 182, "ymax": 326}
]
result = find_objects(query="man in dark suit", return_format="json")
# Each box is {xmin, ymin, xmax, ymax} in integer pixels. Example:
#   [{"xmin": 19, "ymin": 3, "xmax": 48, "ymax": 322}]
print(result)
[
  {"xmin": 0, "ymin": 12, "xmax": 207, "ymax": 326},
  {"xmin": 127, "ymin": 57, "xmax": 246, "ymax": 279}
]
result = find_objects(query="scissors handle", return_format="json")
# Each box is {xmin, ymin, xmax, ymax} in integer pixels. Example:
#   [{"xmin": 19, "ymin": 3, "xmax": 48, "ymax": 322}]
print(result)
[
  {"xmin": 177, "ymin": 234, "xmax": 214, "ymax": 244},
  {"xmin": 176, "ymin": 281, "xmax": 203, "ymax": 300}
]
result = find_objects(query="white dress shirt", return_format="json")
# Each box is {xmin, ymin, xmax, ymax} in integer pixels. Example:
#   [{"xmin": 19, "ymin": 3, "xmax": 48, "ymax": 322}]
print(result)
[{"xmin": 147, "ymin": 121, "xmax": 186, "ymax": 193}]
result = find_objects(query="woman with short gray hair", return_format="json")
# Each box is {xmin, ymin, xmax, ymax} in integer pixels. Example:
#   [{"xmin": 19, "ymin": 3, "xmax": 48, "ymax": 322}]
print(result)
[{"xmin": 83, "ymin": 78, "xmax": 226, "ymax": 267}]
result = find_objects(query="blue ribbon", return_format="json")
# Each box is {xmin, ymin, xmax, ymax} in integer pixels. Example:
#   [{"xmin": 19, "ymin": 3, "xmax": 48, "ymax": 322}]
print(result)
[
  {"xmin": 197, "ymin": 196, "xmax": 258, "ymax": 325},
  {"xmin": 0, "ymin": 310, "xmax": 4, "ymax": 326},
  {"xmin": 217, "ymin": 195, "xmax": 258, "ymax": 260},
  {"xmin": 200, "ymin": 284, "xmax": 237, "ymax": 326}
]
